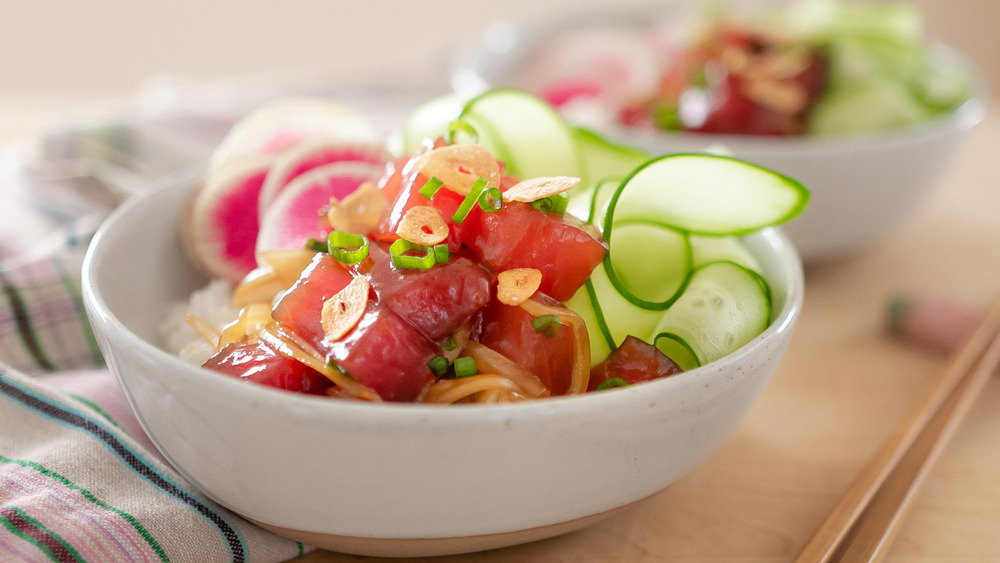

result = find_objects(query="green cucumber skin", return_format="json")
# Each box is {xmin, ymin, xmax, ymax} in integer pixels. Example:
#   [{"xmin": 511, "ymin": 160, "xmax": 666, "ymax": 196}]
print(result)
[
  {"xmin": 602, "ymin": 153, "xmax": 810, "ymax": 238},
  {"xmin": 650, "ymin": 261, "xmax": 773, "ymax": 369},
  {"xmin": 459, "ymin": 88, "xmax": 583, "ymax": 181}
]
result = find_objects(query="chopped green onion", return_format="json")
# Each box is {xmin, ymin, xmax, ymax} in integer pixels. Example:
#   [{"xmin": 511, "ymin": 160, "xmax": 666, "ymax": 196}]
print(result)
[
  {"xmin": 325, "ymin": 359, "xmax": 355, "ymax": 380},
  {"xmin": 427, "ymin": 355, "xmax": 449, "ymax": 377},
  {"xmin": 305, "ymin": 237, "xmax": 328, "ymax": 253},
  {"xmin": 478, "ymin": 187, "xmax": 503, "ymax": 212},
  {"xmin": 653, "ymin": 103, "xmax": 683, "ymax": 132},
  {"xmin": 327, "ymin": 231, "xmax": 369, "ymax": 265},
  {"xmin": 442, "ymin": 333, "xmax": 457, "ymax": 351},
  {"xmin": 433, "ymin": 243, "xmax": 450, "ymax": 264},
  {"xmin": 531, "ymin": 315, "xmax": 563, "ymax": 338},
  {"xmin": 453, "ymin": 356, "xmax": 478, "ymax": 378},
  {"xmin": 595, "ymin": 377, "xmax": 631, "ymax": 391},
  {"xmin": 530, "ymin": 192, "xmax": 569, "ymax": 215},
  {"xmin": 451, "ymin": 177, "xmax": 488, "ymax": 224},
  {"xmin": 419, "ymin": 176, "xmax": 444, "ymax": 199},
  {"xmin": 447, "ymin": 119, "xmax": 479, "ymax": 144},
  {"xmin": 389, "ymin": 238, "xmax": 436, "ymax": 270}
]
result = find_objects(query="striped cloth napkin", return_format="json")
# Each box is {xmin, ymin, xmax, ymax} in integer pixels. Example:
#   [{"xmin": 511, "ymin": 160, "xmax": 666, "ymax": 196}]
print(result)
[{"xmin": 0, "ymin": 144, "xmax": 309, "ymax": 562}]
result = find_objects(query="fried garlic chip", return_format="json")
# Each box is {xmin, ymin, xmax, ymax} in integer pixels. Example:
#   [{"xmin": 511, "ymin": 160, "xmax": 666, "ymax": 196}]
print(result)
[
  {"xmin": 502, "ymin": 176, "xmax": 580, "ymax": 203},
  {"xmin": 497, "ymin": 268, "xmax": 542, "ymax": 306},
  {"xmin": 321, "ymin": 276, "xmax": 370, "ymax": 341},
  {"xmin": 396, "ymin": 205, "xmax": 449, "ymax": 246},
  {"xmin": 413, "ymin": 144, "xmax": 500, "ymax": 195}
]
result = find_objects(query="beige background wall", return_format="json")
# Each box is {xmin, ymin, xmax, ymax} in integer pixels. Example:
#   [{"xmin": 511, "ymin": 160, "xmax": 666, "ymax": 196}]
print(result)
[{"xmin": 1, "ymin": 0, "xmax": 996, "ymax": 98}]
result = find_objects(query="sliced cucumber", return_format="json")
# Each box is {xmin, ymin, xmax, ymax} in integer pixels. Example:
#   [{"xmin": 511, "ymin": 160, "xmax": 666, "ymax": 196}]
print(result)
[
  {"xmin": 606, "ymin": 221, "xmax": 689, "ymax": 307},
  {"xmin": 395, "ymin": 93, "xmax": 467, "ymax": 154},
  {"xmin": 604, "ymin": 153, "xmax": 809, "ymax": 237},
  {"xmin": 690, "ymin": 235, "xmax": 763, "ymax": 274},
  {"xmin": 586, "ymin": 260, "xmax": 675, "ymax": 362},
  {"xmin": 808, "ymin": 79, "xmax": 929, "ymax": 136},
  {"xmin": 567, "ymin": 176, "xmax": 622, "ymax": 227},
  {"xmin": 912, "ymin": 62, "xmax": 973, "ymax": 112},
  {"xmin": 651, "ymin": 261, "xmax": 771, "ymax": 371},
  {"xmin": 572, "ymin": 126, "xmax": 649, "ymax": 194},
  {"xmin": 827, "ymin": 1, "xmax": 922, "ymax": 45},
  {"xmin": 457, "ymin": 89, "xmax": 582, "ymax": 180},
  {"xmin": 569, "ymin": 153, "xmax": 800, "ymax": 370},
  {"xmin": 564, "ymin": 284, "xmax": 613, "ymax": 366},
  {"xmin": 572, "ymin": 222, "xmax": 690, "ymax": 366}
]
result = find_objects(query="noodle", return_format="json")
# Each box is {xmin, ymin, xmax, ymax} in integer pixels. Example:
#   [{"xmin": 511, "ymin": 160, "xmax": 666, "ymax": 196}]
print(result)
[
  {"xmin": 422, "ymin": 374, "xmax": 522, "ymax": 404},
  {"xmin": 218, "ymin": 303, "xmax": 272, "ymax": 348},
  {"xmin": 232, "ymin": 267, "xmax": 286, "ymax": 308},
  {"xmin": 260, "ymin": 325, "xmax": 383, "ymax": 402},
  {"xmin": 519, "ymin": 298, "xmax": 591, "ymax": 394},
  {"xmin": 463, "ymin": 342, "xmax": 549, "ymax": 399},
  {"xmin": 185, "ymin": 313, "xmax": 222, "ymax": 346}
]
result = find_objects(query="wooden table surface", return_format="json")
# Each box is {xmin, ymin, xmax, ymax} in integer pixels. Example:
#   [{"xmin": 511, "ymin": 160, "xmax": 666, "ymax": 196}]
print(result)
[{"xmin": 4, "ymin": 94, "xmax": 998, "ymax": 562}]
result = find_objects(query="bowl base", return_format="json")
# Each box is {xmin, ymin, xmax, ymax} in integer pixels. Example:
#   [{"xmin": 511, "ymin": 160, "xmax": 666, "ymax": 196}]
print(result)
[{"xmin": 251, "ymin": 499, "xmax": 642, "ymax": 558}]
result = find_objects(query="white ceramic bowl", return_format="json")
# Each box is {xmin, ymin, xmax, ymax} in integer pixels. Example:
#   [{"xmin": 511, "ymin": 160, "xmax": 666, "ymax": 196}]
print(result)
[
  {"xmin": 82, "ymin": 172, "xmax": 803, "ymax": 557},
  {"xmin": 451, "ymin": 16, "xmax": 987, "ymax": 263}
]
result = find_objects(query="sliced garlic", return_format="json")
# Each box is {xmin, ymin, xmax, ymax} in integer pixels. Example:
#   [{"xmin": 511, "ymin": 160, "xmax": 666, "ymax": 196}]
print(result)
[
  {"xmin": 413, "ymin": 144, "xmax": 500, "ymax": 195},
  {"xmin": 396, "ymin": 205, "xmax": 449, "ymax": 246},
  {"xmin": 497, "ymin": 268, "xmax": 543, "ymax": 306},
  {"xmin": 326, "ymin": 181, "xmax": 387, "ymax": 235},
  {"xmin": 321, "ymin": 276, "xmax": 370, "ymax": 341},
  {"xmin": 502, "ymin": 176, "xmax": 580, "ymax": 203}
]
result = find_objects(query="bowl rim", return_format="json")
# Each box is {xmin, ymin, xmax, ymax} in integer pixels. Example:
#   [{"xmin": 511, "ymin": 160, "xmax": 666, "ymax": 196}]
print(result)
[
  {"xmin": 449, "ymin": 7, "xmax": 988, "ymax": 153},
  {"xmin": 82, "ymin": 170, "xmax": 804, "ymax": 422}
]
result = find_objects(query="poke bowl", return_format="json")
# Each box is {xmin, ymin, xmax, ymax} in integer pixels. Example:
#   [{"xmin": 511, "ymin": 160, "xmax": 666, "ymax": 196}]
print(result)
[
  {"xmin": 81, "ymin": 93, "xmax": 805, "ymax": 557},
  {"xmin": 450, "ymin": 1, "xmax": 986, "ymax": 262}
]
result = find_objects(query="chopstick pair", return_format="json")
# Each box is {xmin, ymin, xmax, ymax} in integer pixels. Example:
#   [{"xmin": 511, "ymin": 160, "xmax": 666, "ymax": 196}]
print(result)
[{"xmin": 794, "ymin": 293, "xmax": 1000, "ymax": 562}]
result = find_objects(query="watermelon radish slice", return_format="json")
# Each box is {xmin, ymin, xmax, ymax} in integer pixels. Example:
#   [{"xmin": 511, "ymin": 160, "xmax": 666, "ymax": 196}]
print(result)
[
  {"xmin": 208, "ymin": 98, "xmax": 382, "ymax": 171},
  {"xmin": 183, "ymin": 154, "xmax": 275, "ymax": 283},
  {"xmin": 257, "ymin": 137, "xmax": 391, "ymax": 218},
  {"xmin": 256, "ymin": 161, "xmax": 385, "ymax": 256},
  {"xmin": 516, "ymin": 27, "xmax": 661, "ymax": 110}
]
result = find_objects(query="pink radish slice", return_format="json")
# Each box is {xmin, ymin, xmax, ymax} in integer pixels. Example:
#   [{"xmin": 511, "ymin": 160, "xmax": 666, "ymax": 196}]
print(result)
[
  {"xmin": 183, "ymin": 154, "xmax": 275, "ymax": 283},
  {"xmin": 256, "ymin": 161, "xmax": 386, "ymax": 256},
  {"xmin": 539, "ymin": 81, "xmax": 604, "ymax": 108},
  {"xmin": 515, "ymin": 28, "xmax": 662, "ymax": 108},
  {"xmin": 208, "ymin": 98, "xmax": 381, "ymax": 172},
  {"xmin": 257, "ymin": 137, "xmax": 391, "ymax": 218}
]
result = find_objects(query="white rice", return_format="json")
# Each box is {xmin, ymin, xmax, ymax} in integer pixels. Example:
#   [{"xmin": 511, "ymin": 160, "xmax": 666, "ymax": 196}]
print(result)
[{"xmin": 159, "ymin": 278, "xmax": 239, "ymax": 365}]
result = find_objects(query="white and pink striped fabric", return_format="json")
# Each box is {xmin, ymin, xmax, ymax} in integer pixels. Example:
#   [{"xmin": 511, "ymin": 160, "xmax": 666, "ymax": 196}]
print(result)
[{"xmin": 0, "ymin": 152, "xmax": 308, "ymax": 562}]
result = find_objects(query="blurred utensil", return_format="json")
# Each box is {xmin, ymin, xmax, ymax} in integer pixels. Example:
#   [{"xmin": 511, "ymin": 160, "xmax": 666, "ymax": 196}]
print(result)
[{"xmin": 794, "ymin": 293, "xmax": 1000, "ymax": 562}]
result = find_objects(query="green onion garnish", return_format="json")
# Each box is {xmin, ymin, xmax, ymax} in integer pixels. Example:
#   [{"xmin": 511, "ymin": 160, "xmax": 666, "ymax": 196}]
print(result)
[
  {"xmin": 327, "ymin": 231, "xmax": 369, "ymax": 265},
  {"xmin": 419, "ymin": 176, "xmax": 444, "ymax": 199},
  {"xmin": 389, "ymin": 238, "xmax": 436, "ymax": 270},
  {"xmin": 451, "ymin": 177, "xmax": 489, "ymax": 224},
  {"xmin": 447, "ymin": 119, "xmax": 479, "ymax": 144},
  {"xmin": 453, "ymin": 356, "xmax": 478, "ymax": 378},
  {"xmin": 530, "ymin": 192, "xmax": 569, "ymax": 215},
  {"xmin": 595, "ymin": 377, "xmax": 631, "ymax": 391},
  {"xmin": 427, "ymin": 355, "xmax": 449, "ymax": 377},
  {"xmin": 325, "ymin": 359, "xmax": 355, "ymax": 380},
  {"xmin": 531, "ymin": 315, "xmax": 563, "ymax": 338},
  {"xmin": 433, "ymin": 243, "xmax": 450, "ymax": 264},
  {"xmin": 478, "ymin": 187, "xmax": 503, "ymax": 212},
  {"xmin": 442, "ymin": 333, "xmax": 457, "ymax": 351},
  {"xmin": 305, "ymin": 237, "xmax": 328, "ymax": 253},
  {"xmin": 653, "ymin": 103, "xmax": 683, "ymax": 132}
]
